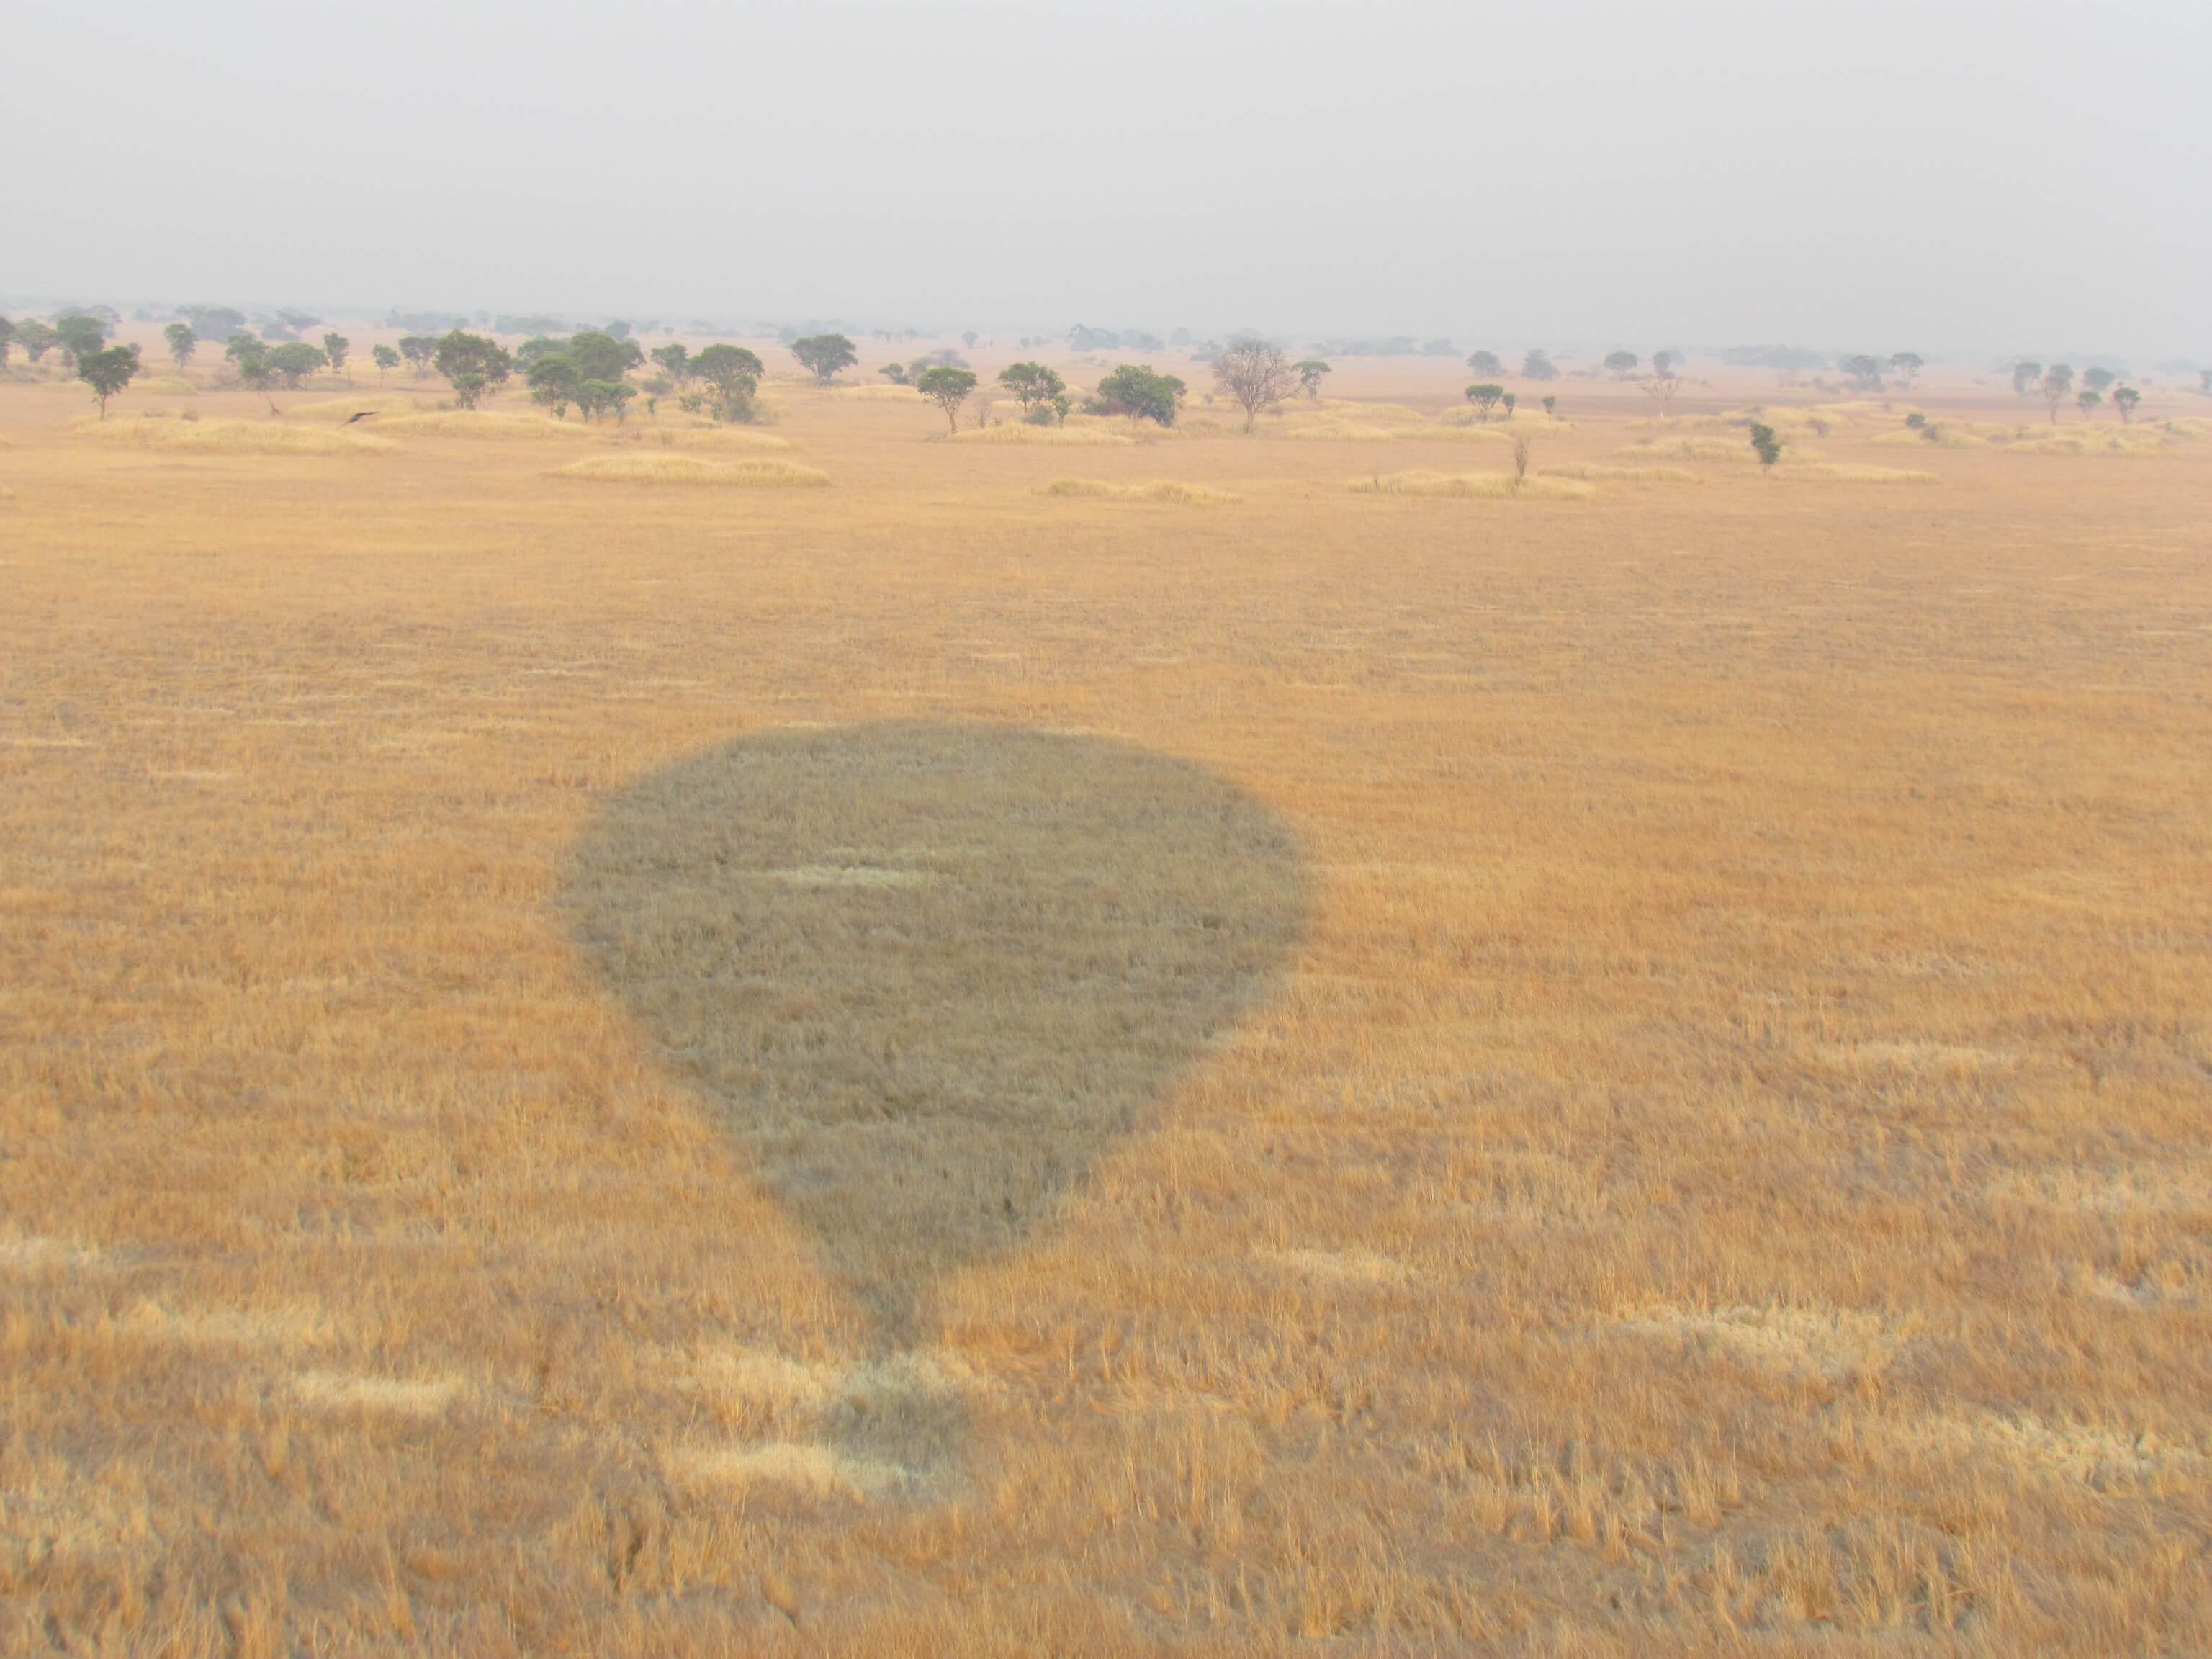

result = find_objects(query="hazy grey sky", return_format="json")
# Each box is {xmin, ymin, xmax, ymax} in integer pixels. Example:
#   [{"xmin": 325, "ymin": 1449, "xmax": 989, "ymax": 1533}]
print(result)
[{"xmin": 7, "ymin": 0, "xmax": 2206, "ymax": 355}]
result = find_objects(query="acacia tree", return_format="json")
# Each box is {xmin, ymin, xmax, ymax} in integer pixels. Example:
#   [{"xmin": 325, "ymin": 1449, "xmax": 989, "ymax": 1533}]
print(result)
[
  {"xmin": 2077, "ymin": 389, "xmax": 2102, "ymax": 418},
  {"xmin": 163, "ymin": 322, "xmax": 196, "ymax": 370},
  {"xmin": 1465, "ymin": 382, "xmax": 1505, "ymax": 418},
  {"xmin": 650, "ymin": 343, "xmax": 692, "ymax": 385},
  {"xmin": 1640, "ymin": 372, "xmax": 1681, "ymax": 418},
  {"xmin": 1840, "ymin": 354, "xmax": 1886, "ymax": 392},
  {"xmin": 1541, "ymin": 395, "xmax": 1557, "ymax": 418},
  {"xmin": 1293, "ymin": 359, "xmax": 1330, "ymax": 398},
  {"xmin": 1747, "ymin": 421, "xmax": 1782, "ymax": 466},
  {"xmin": 915, "ymin": 364, "xmax": 978, "ymax": 432},
  {"xmin": 1093, "ymin": 364, "xmax": 1184, "ymax": 426},
  {"xmin": 77, "ymin": 343, "xmax": 142, "ymax": 418},
  {"xmin": 526, "ymin": 355, "xmax": 583, "ymax": 416},
  {"xmin": 398, "ymin": 335, "xmax": 439, "ymax": 379},
  {"xmin": 1521, "ymin": 349, "xmax": 1557, "ymax": 381},
  {"xmin": 1604, "ymin": 350, "xmax": 1638, "ymax": 378},
  {"xmin": 2111, "ymin": 385, "xmax": 2140, "ymax": 422},
  {"xmin": 1888, "ymin": 351, "xmax": 1923, "ymax": 387},
  {"xmin": 791, "ymin": 333, "xmax": 858, "ymax": 385},
  {"xmin": 14, "ymin": 320, "xmax": 59, "ymax": 364},
  {"xmin": 372, "ymin": 343, "xmax": 400, "ymax": 380},
  {"xmin": 0, "ymin": 317, "xmax": 12, "ymax": 366},
  {"xmin": 1213, "ymin": 336, "xmax": 1300, "ymax": 432},
  {"xmin": 54, "ymin": 314, "xmax": 109, "ymax": 368},
  {"xmin": 2011, "ymin": 361, "xmax": 2042, "ymax": 400},
  {"xmin": 432, "ymin": 330, "xmax": 513, "ymax": 408},
  {"xmin": 694, "ymin": 343, "xmax": 765, "ymax": 422},
  {"xmin": 1465, "ymin": 349, "xmax": 1502, "ymax": 376},
  {"xmin": 2040, "ymin": 363, "xmax": 2074, "ymax": 424},
  {"xmin": 2082, "ymin": 366, "xmax": 2116, "ymax": 394},
  {"xmin": 997, "ymin": 361, "xmax": 1066, "ymax": 419},
  {"xmin": 322, "ymin": 332, "xmax": 350, "ymax": 382}
]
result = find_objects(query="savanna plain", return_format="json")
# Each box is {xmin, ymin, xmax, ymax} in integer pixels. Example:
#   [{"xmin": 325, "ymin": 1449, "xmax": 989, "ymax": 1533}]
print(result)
[{"xmin": 3, "ymin": 346, "xmax": 2210, "ymax": 1657}]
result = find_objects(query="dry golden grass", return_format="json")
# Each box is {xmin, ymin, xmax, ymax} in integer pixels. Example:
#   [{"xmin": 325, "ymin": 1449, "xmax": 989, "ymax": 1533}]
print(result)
[
  {"xmin": 71, "ymin": 414, "xmax": 396, "ymax": 454},
  {"xmin": 1540, "ymin": 462, "xmax": 1702, "ymax": 482},
  {"xmin": 1349, "ymin": 468, "xmax": 1596, "ymax": 499},
  {"xmin": 950, "ymin": 421, "xmax": 1141, "ymax": 445},
  {"xmin": 371, "ymin": 409, "xmax": 594, "ymax": 439},
  {"xmin": 1041, "ymin": 477, "xmax": 1241, "ymax": 504},
  {"xmin": 1774, "ymin": 462, "xmax": 1941, "ymax": 484},
  {"xmin": 3, "ymin": 364, "xmax": 2210, "ymax": 1655},
  {"xmin": 550, "ymin": 453, "xmax": 830, "ymax": 487}
]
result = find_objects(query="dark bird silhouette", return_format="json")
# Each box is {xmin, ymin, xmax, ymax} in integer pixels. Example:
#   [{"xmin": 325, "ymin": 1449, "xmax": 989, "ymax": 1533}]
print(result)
[{"xmin": 343, "ymin": 410, "xmax": 376, "ymax": 424}]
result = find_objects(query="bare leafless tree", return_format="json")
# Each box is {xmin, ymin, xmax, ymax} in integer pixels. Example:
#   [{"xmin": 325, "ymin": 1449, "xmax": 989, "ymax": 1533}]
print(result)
[
  {"xmin": 1511, "ymin": 434, "xmax": 1533, "ymax": 484},
  {"xmin": 1640, "ymin": 373, "xmax": 1681, "ymax": 421},
  {"xmin": 1213, "ymin": 336, "xmax": 1301, "ymax": 433}
]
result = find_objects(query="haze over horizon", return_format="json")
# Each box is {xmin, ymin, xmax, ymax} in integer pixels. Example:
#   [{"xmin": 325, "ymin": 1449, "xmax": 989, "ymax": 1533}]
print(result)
[{"xmin": 7, "ymin": 0, "xmax": 2206, "ymax": 359}]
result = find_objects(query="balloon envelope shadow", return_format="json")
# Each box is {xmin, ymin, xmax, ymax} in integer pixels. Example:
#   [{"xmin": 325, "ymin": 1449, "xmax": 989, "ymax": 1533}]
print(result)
[{"xmin": 562, "ymin": 723, "xmax": 1305, "ymax": 1353}]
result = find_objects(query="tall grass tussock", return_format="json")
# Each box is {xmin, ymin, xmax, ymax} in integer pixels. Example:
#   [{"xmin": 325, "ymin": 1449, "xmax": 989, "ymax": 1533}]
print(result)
[
  {"xmin": 1349, "ymin": 469, "xmax": 1596, "ymax": 499},
  {"xmin": 1040, "ymin": 478, "xmax": 1241, "ymax": 504}
]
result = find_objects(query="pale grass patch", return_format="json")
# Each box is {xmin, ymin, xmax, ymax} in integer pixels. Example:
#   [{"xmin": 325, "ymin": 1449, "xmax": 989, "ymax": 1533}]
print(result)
[
  {"xmin": 1431, "ymin": 408, "xmax": 1575, "ymax": 432},
  {"xmin": 768, "ymin": 863, "xmax": 932, "ymax": 888},
  {"xmin": 638, "ymin": 426, "xmax": 794, "ymax": 451},
  {"xmin": 1349, "ymin": 469, "xmax": 1594, "ymax": 500},
  {"xmin": 73, "ymin": 416, "xmax": 395, "ymax": 455},
  {"xmin": 1041, "ymin": 477, "xmax": 1241, "ymax": 505},
  {"xmin": 284, "ymin": 395, "xmax": 426, "ymax": 421},
  {"xmin": 130, "ymin": 1299, "xmax": 342, "ymax": 1348},
  {"xmin": 1988, "ymin": 1161, "xmax": 2212, "ymax": 1216},
  {"xmin": 1619, "ymin": 1303, "xmax": 1904, "ymax": 1384},
  {"xmin": 824, "ymin": 383, "xmax": 924, "ymax": 401},
  {"xmin": 1817, "ymin": 1040, "xmax": 2018, "ymax": 1071},
  {"xmin": 1311, "ymin": 399, "xmax": 1428, "ymax": 422},
  {"xmin": 130, "ymin": 374, "xmax": 197, "ymax": 396},
  {"xmin": 1541, "ymin": 463, "xmax": 1701, "ymax": 482},
  {"xmin": 1619, "ymin": 435, "xmax": 1762, "ymax": 462},
  {"xmin": 550, "ymin": 454, "xmax": 829, "ymax": 487},
  {"xmin": 669, "ymin": 1439, "xmax": 908, "ymax": 1499},
  {"xmin": 950, "ymin": 422, "xmax": 1138, "ymax": 445},
  {"xmin": 371, "ymin": 410, "xmax": 592, "ymax": 439},
  {"xmin": 2000, "ymin": 428, "xmax": 2173, "ymax": 457},
  {"xmin": 1902, "ymin": 1411, "xmax": 2208, "ymax": 1490},
  {"xmin": 1871, "ymin": 426, "xmax": 1989, "ymax": 449},
  {"xmin": 291, "ymin": 1370, "xmax": 464, "ymax": 1417},
  {"xmin": 0, "ymin": 1233, "xmax": 102, "ymax": 1272},
  {"xmin": 1777, "ymin": 463, "xmax": 1939, "ymax": 484},
  {"xmin": 1261, "ymin": 1246, "xmax": 1415, "ymax": 1285}
]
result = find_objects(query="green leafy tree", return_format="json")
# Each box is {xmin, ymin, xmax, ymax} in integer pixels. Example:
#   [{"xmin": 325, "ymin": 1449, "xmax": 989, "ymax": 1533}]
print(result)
[
  {"xmin": 1840, "ymin": 354, "xmax": 1885, "ymax": 392},
  {"xmin": 372, "ymin": 343, "xmax": 400, "ymax": 380},
  {"xmin": 566, "ymin": 330, "xmax": 643, "ymax": 383},
  {"xmin": 2011, "ymin": 361, "xmax": 2042, "ymax": 400},
  {"xmin": 433, "ymin": 331, "xmax": 513, "ymax": 408},
  {"xmin": 267, "ymin": 343, "xmax": 328, "ymax": 388},
  {"xmin": 1048, "ymin": 393, "xmax": 1071, "ymax": 425},
  {"xmin": 1464, "ymin": 382, "xmax": 1505, "ymax": 418},
  {"xmin": 0, "ymin": 317, "xmax": 12, "ymax": 367},
  {"xmin": 526, "ymin": 354, "xmax": 583, "ymax": 416},
  {"xmin": 1541, "ymin": 395, "xmax": 1557, "ymax": 418},
  {"xmin": 1501, "ymin": 392, "xmax": 1516, "ymax": 418},
  {"xmin": 2111, "ymin": 385, "xmax": 2140, "ymax": 422},
  {"xmin": 1520, "ymin": 349, "xmax": 1557, "ymax": 381},
  {"xmin": 2077, "ymin": 388, "xmax": 2102, "ymax": 418},
  {"xmin": 516, "ymin": 336, "xmax": 568, "ymax": 369},
  {"xmin": 694, "ymin": 343, "xmax": 765, "ymax": 422},
  {"xmin": 1604, "ymin": 350, "xmax": 1638, "ymax": 378},
  {"xmin": 962, "ymin": 331, "xmax": 979, "ymax": 352},
  {"xmin": 1747, "ymin": 421, "xmax": 1782, "ymax": 466},
  {"xmin": 1888, "ymin": 351, "xmax": 1923, "ymax": 385},
  {"xmin": 1465, "ymin": 349, "xmax": 1503, "ymax": 375},
  {"xmin": 321, "ymin": 332, "xmax": 350, "ymax": 381},
  {"xmin": 14, "ymin": 320, "xmax": 59, "ymax": 364},
  {"xmin": 1092, "ymin": 364, "xmax": 1184, "ymax": 426},
  {"xmin": 397, "ymin": 335, "xmax": 439, "ymax": 379},
  {"xmin": 576, "ymin": 379, "xmax": 634, "ymax": 423},
  {"xmin": 2082, "ymin": 366, "xmax": 2116, "ymax": 393},
  {"xmin": 1293, "ymin": 359, "xmax": 1330, "ymax": 398},
  {"xmin": 53, "ymin": 313, "xmax": 109, "ymax": 367},
  {"xmin": 791, "ymin": 333, "xmax": 858, "ymax": 385},
  {"xmin": 162, "ymin": 322, "xmax": 197, "ymax": 370},
  {"xmin": 997, "ymin": 361, "xmax": 1066, "ymax": 418},
  {"xmin": 915, "ymin": 364, "xmax": 978, "ymax": 431},
  {"xmin": 2040, "ymin": 363, "xmax": 2073, "ymax": 424},
  {"xmin": 650, "ymin": 343, "xmax": 692, "ymax": 384},
  {"xmin": 77, "ymin": 343, "xmax": 142, "ymax": 418},
  {"xmin": 880, "ymin": 362, "xmax": 910, "ymax": 384}
]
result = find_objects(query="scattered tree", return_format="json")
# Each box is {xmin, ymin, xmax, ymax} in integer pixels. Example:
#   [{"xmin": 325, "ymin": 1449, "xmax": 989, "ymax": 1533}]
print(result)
[
  {"xmin": 1293, "ymin": 359, "xmax": 1331, "ymax": 399},
  {"xmin": 693, "ymin": 343, "xmax": 765, "ymax": 422},
  {"xmin": 526, "ymin": 355, "xmax": 583, "ymax": 416},
  {"xmin": 0, "ymin": 316, "xmax": 13, "ymax": 367},
  {"xmin": 14, "ymin": 320, "xmax": 59, "ymax": 364},
  {"xmin": 432, "ymin": 331, "xmax": 513, "ymax": 408},
  {"xmin": 1521, "ymin": 349, "xmax": 1557, "ymax": 381},
  {"xmin": 76, "ymin": 343, "xmax": 142, "ymax": 418},
  {"xmin": 1541, "ymin": 395, "xmax": 1557, "ymax": 418},
  {"xmin": 915, "ymin": 364, "xmax": 978, "ymax": 432},
  {"xmin": 2077, "ymin": 388, "xmax": 2102, "ymax": 418},
  {"xmin": 2040, "ymin": 363, "xmax": 2073, "ymax": 424},
  {"xmin": 1048, "ymin": 393, "xmax": 1071, "ymax": 425},
  {"xmin": 962, "ymin": 331, "xmax": 979, "ymax": 351},
  {"xmin": 1888, "ymin": 351, "xmax": 1923, "ymax": 386},
  {"xmin": 1212, "ymin": 336, "xmax": 1300, "ymax": 432},
  {"xmin": 1840, "ymin": 354, "xmax": 1886, "ymax": 392},
  {"xmin": 791, "ymin": 333, "xmax": 858, "ymax": 385},
  {"xmin": 53, "ymin": 313, "xmax": 110, "ymax": 367},
  {"xmin": 398, "ymin": 335, "xmax": 439, "ymax": 379},
  {"xmin": 1465, "ymin": 349, "xmax": 1503, "ymax": 375},
  {"xmin": 322, "ymin": 332, "xmax": 350, "ymax": 382},
  {"xmin": 1652, "ymin": 350, "xmax": 1675, "ymax": 378},
  {"xmin": 650, "ymin": 343, "xmax": 692, "ymax": 384},
  {"xmin": 565, "ymin": 330, "xmax": 643, "ymax": 384},
  {"xmin": 372, "ymin": 343, "xmax": 400, "ymax": 380},
  {"xmin": 1604, "ymin": 350, "xmax": 1638, "ymax": 378},
  {"xmin": 2011, "ymin": 361, "xmax": 2042, "ymax": 400},
  {"xmin": 998, "ymin": 361, "xmax": 1066, "ymax": 419},
  {"xmin": 1640, "ymin": 372, "xmax": 1681, "ymax": 418},
  {"xmin": 1511, "ymin": 433, "xmax": 1533, "ymax": 483},
  {"xmin": 267, "ymin": 343, "xmax": 327, "ymax": 388},
  {"xmin": 1747, "ymin": 421, "xmax": 1782, "ymax": 466},
  {"xmin": 1465, "ymin": 382, "xmax": 1505, "ymax": 418},
  {"xmin": 880, "ymin": 362, "xmax": 909, "ymax": 384},
  {"xmin": 163, "ymin": 322, "xmax": 197, "ymax": 371},
  {"xmin": 1502, "ymin": 391, "xmax": 1516, "ymax": 418},
  {"xmin": 576, "ymin": 379, "xmax": 634, "ymax": 423},
  {"xmin": 2201, "ymin": 369, "xmax": 2211, "ymax": 397},
  {"xmin": 2082, "ymin": 366, "xmax": 2116, "ymax": 394},
  {"xmin": 2111, "ymin": 385, "xmax": 2140, "ymax": 422},
  {"xmin": 1092, "ymin": 364, "xmax": 1185, "ymax": 426}
]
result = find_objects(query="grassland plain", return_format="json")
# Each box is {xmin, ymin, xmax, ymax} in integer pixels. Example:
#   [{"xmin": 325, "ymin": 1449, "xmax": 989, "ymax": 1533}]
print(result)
[{"xmin": 1, "ymin": 356, "xmax": 2210, "ymax": 1655}]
